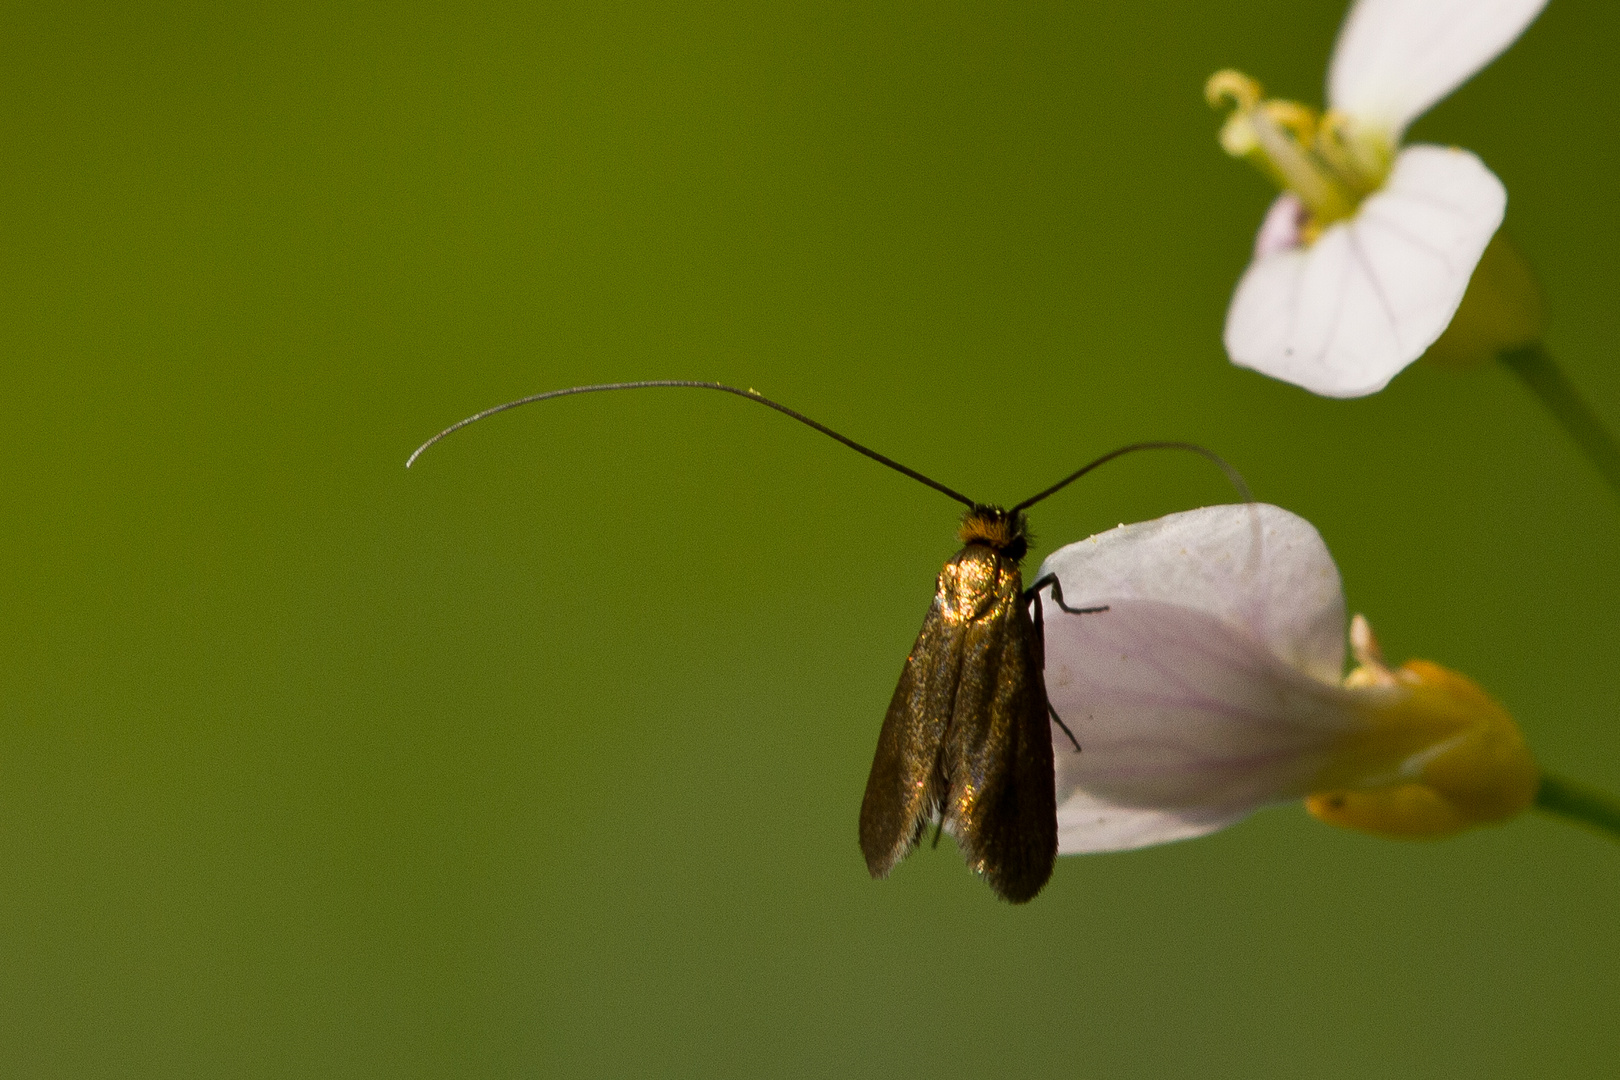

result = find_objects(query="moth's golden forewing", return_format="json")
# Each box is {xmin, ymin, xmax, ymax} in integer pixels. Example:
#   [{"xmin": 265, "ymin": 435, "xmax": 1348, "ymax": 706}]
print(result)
[
  {"xmin": 941, "ymin": 555, "xmax": 1057, "ymax": 903},
  {"xmin": 858, "ymin": 589, "xmax": 958, "ymax": 880}
]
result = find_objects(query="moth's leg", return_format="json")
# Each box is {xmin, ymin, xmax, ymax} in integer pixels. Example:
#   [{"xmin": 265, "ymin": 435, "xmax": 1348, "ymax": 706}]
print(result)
[
  {"xmin": 1025, "ymin": 574, "xmax": 1105, "ymax": 669},
  {"xmin": 1024, "ymin": 573, "xmax": 1109, "ymax": 616},
  {"xmin": 1047, "ymin": 702, "xmax": 1081, "ymax": 755},
  {"xmin": 1026, "ymin": 577, "xmax": 1084, "ymax": 753}
]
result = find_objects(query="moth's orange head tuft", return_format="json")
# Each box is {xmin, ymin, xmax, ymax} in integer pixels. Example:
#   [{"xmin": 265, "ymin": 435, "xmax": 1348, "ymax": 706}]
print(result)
[{"xmin": 958, "ymin": 506, "xmax": 1029, "ymax": 561}]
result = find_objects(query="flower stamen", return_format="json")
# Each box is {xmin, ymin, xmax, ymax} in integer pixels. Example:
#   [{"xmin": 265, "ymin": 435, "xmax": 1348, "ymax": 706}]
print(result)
[
  {"xmin": 1316, "ymin": 110, "xmax": 1392, "ymax": 197},
  {"xmin": 1344, "ymin": 613, "xmax": 1397, "ymax": 687},
  {"xmin": 1206, "ymin": 69, "xmax": 1396, "ymax": 238},
  {"xmin": 1204, "ymin": 69, "xmax": 1262, "ymax": 112}
]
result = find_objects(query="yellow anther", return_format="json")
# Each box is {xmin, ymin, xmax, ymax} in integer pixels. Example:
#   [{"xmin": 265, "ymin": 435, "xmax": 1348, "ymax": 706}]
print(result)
[
  {"xmin": 1205, "ymin": 69, "xmax": 1263, "ymax": 112},
  {"xmin": 1258, "ymin": 100, "xmax": 1319, "ymax": 144}
]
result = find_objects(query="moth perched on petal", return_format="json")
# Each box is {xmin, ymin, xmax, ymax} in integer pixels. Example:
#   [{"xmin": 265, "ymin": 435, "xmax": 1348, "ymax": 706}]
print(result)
[
  {"xmin": 859, "ymin": 507, "xmax": 1061, "ymax": 904},
  {"xmin": 408, "ymin": 381, "xmax": 1246, "ymax": 903}
]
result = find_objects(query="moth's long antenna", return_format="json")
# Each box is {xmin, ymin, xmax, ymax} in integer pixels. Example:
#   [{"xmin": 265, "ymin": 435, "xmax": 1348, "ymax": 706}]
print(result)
[
  {"xmin": 1012, "ymin": 442, "xmax": 1252, "ymax": 513},
  {"xmin": 405, "ymin": 380, "xmax": 978, "ymax": 508}
]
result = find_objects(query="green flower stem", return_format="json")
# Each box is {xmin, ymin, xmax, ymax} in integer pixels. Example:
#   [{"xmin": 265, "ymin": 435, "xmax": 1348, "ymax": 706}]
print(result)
[
  {"xmin": 1500, "ymin": 344, "xmax": 1620, "ymax": 502},
  {"xmin": 1535, "ymin": 773, "xmax": 1620, "ymax": 841}
]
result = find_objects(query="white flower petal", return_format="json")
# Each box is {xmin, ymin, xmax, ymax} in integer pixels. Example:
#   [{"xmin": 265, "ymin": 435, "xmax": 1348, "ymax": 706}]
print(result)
[
  {"xmin": 1328, "ymin": 0, "xmax": 1548, "ymax": 139},
  {"xmin": 1054, "ymin": 791, "xmax": 1257, "ymax": 854},
  {"xmin": 1043, "ymin": 598, "xmax": 1367, "ymax": 853},
  {"xmin": 1036, "ymin": 504, "xmax": 1346, "ymax": 684},
  {"xmin": 1223, "ymin": 145, "xmax": 1506, "ymax": 398}
]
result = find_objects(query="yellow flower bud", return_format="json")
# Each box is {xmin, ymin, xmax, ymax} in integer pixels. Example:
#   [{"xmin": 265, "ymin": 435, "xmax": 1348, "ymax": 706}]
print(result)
[
  {"xmin": 1308, "ymin": 659, "xmax": 1538, "ymax": 838},
  {"xmin": 1423, "ymin": 232, "xmax": 1546, "ymax": 369}
]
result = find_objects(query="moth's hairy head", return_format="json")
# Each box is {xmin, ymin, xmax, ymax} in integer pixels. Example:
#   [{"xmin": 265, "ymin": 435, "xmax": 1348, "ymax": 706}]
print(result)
[{"xmin": 958, "ymin": 505, "xmax": 1029, "ymax": 562}]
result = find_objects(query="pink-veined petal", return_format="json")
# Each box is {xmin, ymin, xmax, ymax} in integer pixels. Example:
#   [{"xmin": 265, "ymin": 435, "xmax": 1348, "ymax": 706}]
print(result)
[
  {"xmin": 1043, "ymin": 599, "xmax": 1371, "ymax": 853},
  {"xmin": 1328, "ymin": 0, "xmax": 1548, "ymax": 140},
  {"xmin": 1223, "ymin": 145, "xmax": 1505, "ymax": 398},
  {"xmin": 1035, "ymin": 504, "xmax": 1365, "ymax": 854},
  {"xmin": 1036, "ymin": 504, "xmax": 1346, "ymax": 684},
  {"xmin": 1253, "ymin": 193, "xmax": 1309, "ymax": 261}
]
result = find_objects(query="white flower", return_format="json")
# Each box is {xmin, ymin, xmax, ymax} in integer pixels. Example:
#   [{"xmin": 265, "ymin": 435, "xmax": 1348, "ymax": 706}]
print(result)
[
  {"xmin": 1207, "ymin": 0, "xmax": 1547, "ymax": 398},
  {"xmin": 1035, "ymin": 504, "xmax": 1536, "ymax": 853}
]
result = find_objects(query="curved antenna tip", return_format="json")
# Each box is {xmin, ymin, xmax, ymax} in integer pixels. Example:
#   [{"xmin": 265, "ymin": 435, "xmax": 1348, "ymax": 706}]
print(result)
[
  {"xmin": 400, "ymin": 380, "xmax": 978, "ymax": 507},
  {"xmin": 1012, "ymin": 441, "xmax": 1252, "ymax": 513}
]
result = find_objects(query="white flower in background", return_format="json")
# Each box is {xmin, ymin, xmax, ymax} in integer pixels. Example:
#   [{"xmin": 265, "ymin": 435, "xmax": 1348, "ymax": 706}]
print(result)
[
  {"xmin": 1207, "ymin": 0, "xmax": 1548, "ymax": 398},
  {"xmin": 1035, "ymin": 504, "xmax": 1537, "ymax": 852}
]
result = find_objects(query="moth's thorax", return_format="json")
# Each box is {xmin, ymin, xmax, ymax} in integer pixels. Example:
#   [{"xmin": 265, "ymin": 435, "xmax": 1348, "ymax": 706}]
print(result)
[
  {"xmin": 937, "ymin": 542, "xmax": 1025, "ymax": 625},
  {"xmin": 957, "ymin": 505, "xmax": 1029, "ymax": 562}
]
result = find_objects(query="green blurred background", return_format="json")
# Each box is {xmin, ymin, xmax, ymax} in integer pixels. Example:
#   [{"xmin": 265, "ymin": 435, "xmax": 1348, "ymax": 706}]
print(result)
[{"xmin": 4, "ymin": 0, "xmax": 1617, "ymax": 1075}]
